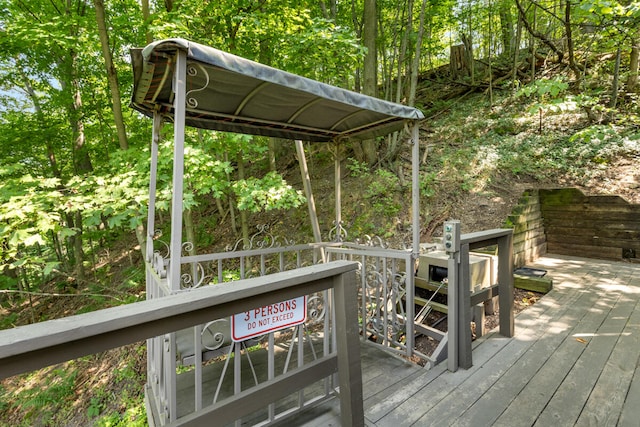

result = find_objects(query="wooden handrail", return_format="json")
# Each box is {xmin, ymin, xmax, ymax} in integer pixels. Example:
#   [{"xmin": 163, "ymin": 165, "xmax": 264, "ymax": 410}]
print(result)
[{"xmin": 0, "ymin": 261, "xmax": 364, "ymax": 426}]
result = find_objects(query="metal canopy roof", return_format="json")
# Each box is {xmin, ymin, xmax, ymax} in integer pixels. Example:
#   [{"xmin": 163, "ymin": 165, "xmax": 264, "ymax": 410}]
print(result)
[{"xmin": 131, "ymin": 38, "xmax": 423, "ymax": 142}]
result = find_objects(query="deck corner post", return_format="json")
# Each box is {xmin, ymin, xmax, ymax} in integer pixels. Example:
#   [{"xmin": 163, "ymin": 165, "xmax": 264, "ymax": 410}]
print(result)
[
  {"xmin": 333, "ymin": 268, "xmax": 365, "ymax": 427},
  {"xmin": 458, "ymin": 244, "xmax": 473, "ymax": 369},
  {"xmin": 447, "ymin": 250, "xmax": 459, "ymax": 372},
  {"xmin": 498, "ymin": 232, "xmax": 515, "ymax": 337}
]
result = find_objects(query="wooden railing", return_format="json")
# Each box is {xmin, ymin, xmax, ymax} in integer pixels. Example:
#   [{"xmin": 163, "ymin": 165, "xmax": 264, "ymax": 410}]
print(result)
[
  {"xmin": 447, "ymin": 228, "xmax": 514, "ymax": 372},
  {"xmin": 0, "ymin": 261, "xmax": 364, "ymax": 427}
]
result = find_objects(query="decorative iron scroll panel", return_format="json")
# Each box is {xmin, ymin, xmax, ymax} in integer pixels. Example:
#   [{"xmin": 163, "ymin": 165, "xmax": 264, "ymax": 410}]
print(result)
[{"xmin": 146, "ymin": 227, "xmax": 415, "ymax": 425}]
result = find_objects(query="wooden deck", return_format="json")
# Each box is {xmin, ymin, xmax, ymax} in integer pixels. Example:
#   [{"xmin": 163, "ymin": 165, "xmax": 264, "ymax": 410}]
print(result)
[{"xmin": 287, "ymin": 254, "xmax": 640, "ymax": 426}]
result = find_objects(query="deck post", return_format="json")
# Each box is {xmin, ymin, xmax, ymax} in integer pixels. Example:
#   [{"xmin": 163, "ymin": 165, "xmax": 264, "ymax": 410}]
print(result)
[
  {"xmin": 457, "ymin": 244, "xmax": 472, "ymax": 369},
  {"xmin": 498, "ymin": 232, "xmax": 514, "ymax": 337},
  {"xmin": 333, "ymin": 269, "xmax": 365, "ymax": 427},
  {"xmin": 447, "ymin": 250, "xmax": 459, "ymax": 372}
]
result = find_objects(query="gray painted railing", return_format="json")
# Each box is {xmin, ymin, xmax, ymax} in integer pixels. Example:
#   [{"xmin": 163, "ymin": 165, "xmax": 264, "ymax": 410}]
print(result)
[
  {"xmin": 0, "ymin": 261, "xmax": 364, "ymax": 427},
  {"xmin": 447, "ymin": 228, "xmax": 514, "ymax": 372},
  {"xmin": 147, "ymin": 233, "xmax": 420, "ymax": 424}
]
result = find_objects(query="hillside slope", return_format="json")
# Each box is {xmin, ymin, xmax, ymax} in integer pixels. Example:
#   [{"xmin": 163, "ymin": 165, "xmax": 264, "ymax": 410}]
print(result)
[{"xmin": 1, "ymin": 71, "xmax": 639, "ymax": 426}]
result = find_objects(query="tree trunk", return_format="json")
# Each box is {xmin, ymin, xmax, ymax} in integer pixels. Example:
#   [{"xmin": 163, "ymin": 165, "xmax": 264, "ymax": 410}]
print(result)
[
  {"xmin": 361, "ymin": 0, "xmax": 378, "ymax": 166},
  {"xmin": 268, "ymin": 139, "xmax": 277, "ymax": 172},
  {"xmin": 461, "ymin": 33, "xmax": 475, "ymax": 84},
  {"xmin": 396, "ymin": 0, "xmax": 411, "ymax": 105},
  {"xmin": 515, "ymin": 0, "xmax": 563, "ymax": 63},
  {"xmin": 450, "ymin": 44, "xmax": 468, "ymax": 78},
  {"xmin": 408, "ymin": 0, "xmax": 427, "ymax": 108},
  {"xmin": 512, "ymin": 11, "xmax": 523, "ymax": 89},
  {"xmin": 94, "ymin": 0, "xmax": 129, "ymax": 150},
  {"xmin": 184, "ymin": 209, "xmax": 197, "ymax": 252},
  {"xmin": 610, "ymin": 46, "xmax": 621, "ymax": 108},
  {"xmin": 16, "ymin": 62, "xmax": 61, "ymax": 179},
  {"xmin": 488, "ymin": 0, "xmax": 494, "ymax": 106},
  {"xmin": 384, "ymin": 0, "xmax": 410, "ymax": 162},
  {"xmin": 64, "ymin": 1, "xmax": 92, "ymax": 174},
  {"xmin": 141, "ymin": 0, "xmax": 153, "ymax": 44},
  {"xmin": 71, "ymin": 79, "xmax": 93, "ymax": 173},
  {"xmin": 319, "ymin": 0, "xmax": 337, "ymax": 20},
  {"xmin": 499, "ymin": 1, "xmax": 514, "ymax": 58},
  {"xmin": 224, "ymin": 152, "xmax": 237, "ymax": 234},
  {"xmin": 564, "ymin": 0, "xmax": 581, "ymax": 79},
  {"xmin": 74, "ymin": 211, "xmax": 85, "ymax": 283},
  {"xmin": 183, "ymin": 208, "xmax": 199, "ymax": 285},
  {"xmin": 236, "ymin": 151, "xmax": 250, "ymax": 249},
  {"xmin": 64, "ymin": 211, "xmax": 85, "ymax": 285},
  {"xmin": 627, "ymin": 32, "xmax": 639, "ymax": 92},
  {"xmin": 295, "ymin": 140, "xmax": 322, "ymax": 244}
]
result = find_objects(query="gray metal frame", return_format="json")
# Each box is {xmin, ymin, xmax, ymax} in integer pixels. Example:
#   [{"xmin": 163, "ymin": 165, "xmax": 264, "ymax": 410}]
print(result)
[{"xmin": 133, "ymin": 38, "xmax": 426, "ymax": 424}]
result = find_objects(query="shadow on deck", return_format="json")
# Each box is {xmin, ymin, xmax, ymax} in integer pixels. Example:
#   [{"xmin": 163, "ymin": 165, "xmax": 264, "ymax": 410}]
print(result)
[{"xmin": 287, "ymin": 254, "xmax": 640, "ymax": 426}]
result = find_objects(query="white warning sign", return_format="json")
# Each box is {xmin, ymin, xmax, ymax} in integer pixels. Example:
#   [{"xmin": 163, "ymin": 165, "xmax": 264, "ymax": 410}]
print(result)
[{"xmin": 231, "ymin": 296, "xmax": 307, "ymax": 342}]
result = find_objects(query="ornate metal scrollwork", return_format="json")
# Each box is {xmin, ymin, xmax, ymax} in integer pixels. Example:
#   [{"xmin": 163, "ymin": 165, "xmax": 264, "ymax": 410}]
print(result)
[
  {"xmin": 328, "ymin": 221, "xmax": 347, "ymax": 242},
  {"xmin": 306, "ymin": 293, "xmax": 326, "ymax": 324},
  {"xmin": 201, "ymin": 319, "xmax": 230, "ymax": 350},
  {"xmin": 225, "ymin": 224, "xmax": 294, "ymax": 252},
  {"xmin": 360, "ymin": 260, "xmax": 407, "ymax": 344},
  {"xmin": 181, "ymin": 241, "xmax": 195, "ymax": 256},
  {"xmin": 185, "ymin": 63, "xmax": 209, "ymax": 109},
  {"xmin": 152, "ymin": 252, "xmax": 167, "ymax": 278},
  {"xmin": 354, "ymin": 234, "xmax": 388, "ymax": 248},
  {"xmin": 180, "ymin": 262, "xmax": 206, "ymax": 289}
]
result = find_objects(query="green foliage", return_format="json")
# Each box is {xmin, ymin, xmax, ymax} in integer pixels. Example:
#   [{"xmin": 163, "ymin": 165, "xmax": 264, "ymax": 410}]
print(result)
[
  {"xmin": 569, "ymin": 124, "xmax": 640, "ymax": 163},
  {"xmin": 211, "ymin": 270, "xmax": 241, "ymax": 284},
  {"xmin": 517, "ymin": 77, "xmax": 570, "ymax": 114},
  {"xmin": 419, "ymin": 172, "xmax": 438, "ymax": 199},
  {"xmin": 346, "ymin": 158, "xmax": 371, "ymax": 178},
  {"xmin": 0, "ymin": 312, "xmax": 18, "ymax": 330},
  {"xmin": 13, "ymin": 367, "xmax": 78, "ymax": 424},
  {"xmin": 87, "ymin": 397, "xmax": 103, "ymax": 418},
  {"xmin": 522, "ymin": 78, "xmax": 569, "ymax": 98},
  {"xmin": 94, "ymin": 404, "xmax": 147, "ymax": 427},
  {"xmin": 233, "ymin": 171, "xmax": 306, "ymax": 213},
  {"xmin": 148, "ymin": 1, "xmax": 364, "ymax": 85},
  {"xmin": 365, "ymin": 169, "xmax": 402, "ymax": 217}
]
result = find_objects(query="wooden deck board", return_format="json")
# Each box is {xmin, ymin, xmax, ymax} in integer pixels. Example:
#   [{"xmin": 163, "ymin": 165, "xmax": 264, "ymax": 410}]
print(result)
[
  {"xmin": 375, "ymin": 255, "xmax": 640, "ymax": 427},
  {"xmin": 393, "ymin": 270, "xmax": 591, "ymax": 426},
  {"xmin": 532, "ymin": 266, "xmax": 637, "ymax": 426},
  {"xmin": 617, "ymin": 275, "xmax": 640, "ymax": 427},
  {"xmin": 171, "ymin": 255, "xmax": 640, "ymax": 426},
  {"xmin": 464, "ymin": 268, "xmax": 620, "ymax": 427},
  {"xmin": 575, "ymin": 293, "xmax": 640, "ymax": 425}
]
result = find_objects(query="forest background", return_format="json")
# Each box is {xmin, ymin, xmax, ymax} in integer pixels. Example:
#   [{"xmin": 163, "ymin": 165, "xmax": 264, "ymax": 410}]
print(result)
[{"xmin": 1, "ymin": 0, "xmax": 640, "ymax": 425}]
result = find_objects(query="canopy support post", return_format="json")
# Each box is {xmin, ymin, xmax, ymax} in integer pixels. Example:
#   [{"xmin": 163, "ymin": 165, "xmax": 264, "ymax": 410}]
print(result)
[
  {"xmin": 334, "ymin": 141, "xmax": 343, "ymax": 242},
  {"xmin": 166, "ymin": 50, "xmax": 187, "ymax": 423},
  {"xmin": 169, "ymin": 50, "xmax": 187, "ymax": 292},
  {"xmin": 407, "ymin": 123, "xmax": 420, "ymax": 356},
  {"xmin": 146, "ymin": 111, "xmax": 162, "ymax": 262},
  {"xmin": 295, "ymin": 140, "xmax": 325, "ymax": 262}
]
